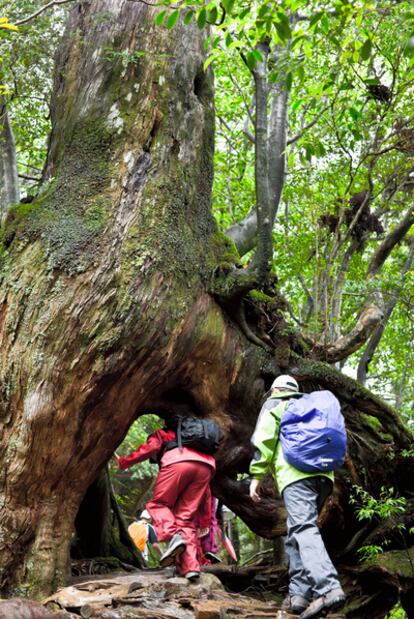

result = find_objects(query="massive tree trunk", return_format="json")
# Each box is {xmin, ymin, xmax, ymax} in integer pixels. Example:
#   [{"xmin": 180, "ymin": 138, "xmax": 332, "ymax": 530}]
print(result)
[
  {"xmin": 0, "ymin": 2, "xmax": 414, "ymax": 617},
  {"xmin": 0, "ymin": 0, "xmax": 263, "ymax": 596}
]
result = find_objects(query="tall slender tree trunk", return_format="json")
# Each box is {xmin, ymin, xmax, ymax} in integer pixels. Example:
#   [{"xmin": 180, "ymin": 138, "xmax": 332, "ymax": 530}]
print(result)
[
  {"xmin": 225, "ymin": 51, "xmax": 289, "ymax": 257},
  {"xmin": 0, "ymin": 102, "xmax": 20, "ymax": 221}
]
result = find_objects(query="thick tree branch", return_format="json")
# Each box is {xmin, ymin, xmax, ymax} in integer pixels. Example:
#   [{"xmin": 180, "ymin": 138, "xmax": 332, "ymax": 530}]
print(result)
[
  {"xmin": 268, "ymin": 63, "xmax": 289, "ymax": 223},
  {"xmin": 358, "ymin": 240, "xmax": 414, "ymax": 384},
  {"xmin": 225, "ymin": 211, "xmax": 258, "ymax": 257},
  {"xmin": 216, "ymin": 43, "xmax": 276, "ymax": 295},
  {"xmin": 15, "ymin": 0, "xmax": 75, "ymax": 26},
  {"xmin": 367, "ymin": 205, "xmax": 414, "ymax": 277},
  {"xmin": 226, "ymin": 74, "xmax": 327, "ymax": 258},
  {"xmin": 315, "ymin": 303, "xmax": 384, "ymax": 363}
]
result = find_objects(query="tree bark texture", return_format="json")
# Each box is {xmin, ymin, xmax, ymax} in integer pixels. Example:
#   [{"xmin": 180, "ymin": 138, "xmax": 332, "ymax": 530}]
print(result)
[{"xmin": 0, "ymin": 3, "xmax": 414, "ymax": 616}]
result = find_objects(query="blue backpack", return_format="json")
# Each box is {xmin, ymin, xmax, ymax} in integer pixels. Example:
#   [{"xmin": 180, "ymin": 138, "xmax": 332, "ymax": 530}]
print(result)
[{"xmin": 279, "ymin": 391, "xmax": 347, "ymax": 473}]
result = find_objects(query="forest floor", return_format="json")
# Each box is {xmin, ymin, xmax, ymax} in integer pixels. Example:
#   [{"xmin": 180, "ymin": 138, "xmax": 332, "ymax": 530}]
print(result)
[{"xmin": 0, "ymin": 569, "xmax": 346, "ymax": 619}]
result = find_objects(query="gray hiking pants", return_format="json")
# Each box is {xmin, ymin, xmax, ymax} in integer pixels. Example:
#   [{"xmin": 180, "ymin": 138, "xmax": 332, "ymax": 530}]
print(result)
[{"xmin": 282, "ymin": 477, "xmax": 341, "ymax": 600}]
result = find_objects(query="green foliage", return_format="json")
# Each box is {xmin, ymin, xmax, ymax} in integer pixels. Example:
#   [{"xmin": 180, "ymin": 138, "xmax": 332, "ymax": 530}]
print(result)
[
  {"xmin": 351, "ymin": 485, "xmax": 407, "ymax": 522},
  {"xmin": 2, "ymin": 1, "xmax": 69, "ymax": 196},
  {"xmin": 350, "ymin": 485, "xmax": 408, "ymax": 560},
  {"xmin": 386, "ymin": 604, "xmax": 408, "ymax": 619},
  {"xmin": 161, "ymin": 0, "xmax": 414, "ymax": 411}
]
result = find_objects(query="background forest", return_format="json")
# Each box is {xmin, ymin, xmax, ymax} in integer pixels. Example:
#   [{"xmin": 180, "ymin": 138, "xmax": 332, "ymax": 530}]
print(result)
[{"xmin": 0, "ymin": 1, "xmax": 414, "ymax": 618}]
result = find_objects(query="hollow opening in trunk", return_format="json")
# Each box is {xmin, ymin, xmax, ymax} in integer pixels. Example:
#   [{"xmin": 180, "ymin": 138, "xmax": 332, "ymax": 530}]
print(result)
[{"xmin": 72, "ymin": 385, "xmax": 210, "ymax": 573}]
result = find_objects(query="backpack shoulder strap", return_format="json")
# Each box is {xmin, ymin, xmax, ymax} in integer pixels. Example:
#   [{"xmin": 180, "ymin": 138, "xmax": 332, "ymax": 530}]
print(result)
[
  {"xmin": 202, "ymin": 419, "xmax": 209, "ymax": 440},
  {"xmin": 269, "ymin": 400, "xmax": 288, "ymax": 420},
  {"xmin": 177, "ymin": 416, "xmax": 183, "ymax": 451}
]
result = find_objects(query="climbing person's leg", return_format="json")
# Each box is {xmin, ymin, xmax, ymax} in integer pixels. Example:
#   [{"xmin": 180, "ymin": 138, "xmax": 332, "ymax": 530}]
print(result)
[
  {"xmin": 201, "ymin": 496, "xmax": 219, "ymax": 555},
  {"xmin": 172, "ymin": 461, "xmax": 213, "ymax": 578},
  {"xmin": 284, "ymin": 527, "xmax": 312, "ymax": 606},
  {"xmin": 146, "ymin": 463, "xmax": 186, "ymax": 565},
  {"xmin": 147, "ymin": 464, "xmax": 181, "ymax": 541},
  {"xmin": 283, "ymin": 477, "xmax": 343, "ymax": 597}
]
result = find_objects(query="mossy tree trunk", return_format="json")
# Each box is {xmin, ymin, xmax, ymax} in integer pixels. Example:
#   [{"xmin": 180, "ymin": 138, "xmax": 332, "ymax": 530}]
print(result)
[
  {"xmin": 0, "ymin": 3, "xmax": 414, "ymax": 616},
  {"xmin": 0, "ymin": 0, "xmax": 262, "ymax": 596}
]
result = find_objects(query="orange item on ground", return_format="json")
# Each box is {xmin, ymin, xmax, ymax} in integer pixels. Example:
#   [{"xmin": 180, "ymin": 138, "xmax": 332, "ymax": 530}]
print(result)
[{"xmin": 128, "ymin": 521, "xmax": 147, "ymax": 552}]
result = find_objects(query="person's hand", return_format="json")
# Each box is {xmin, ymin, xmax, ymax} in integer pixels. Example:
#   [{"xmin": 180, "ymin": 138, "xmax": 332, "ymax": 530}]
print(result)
[
  {"xmin": 249, "ymin": 478, "xmax": 261, "ymax": 503},
  {"xmin": 197, "ymin": 527, "xmax": 209, "ymax": 538}
]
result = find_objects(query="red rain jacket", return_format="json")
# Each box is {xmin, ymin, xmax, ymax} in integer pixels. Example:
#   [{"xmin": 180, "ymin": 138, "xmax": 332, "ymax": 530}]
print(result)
[{"xmin": 118, "ymin": 429, "xmax": 216, "ymax": 472}]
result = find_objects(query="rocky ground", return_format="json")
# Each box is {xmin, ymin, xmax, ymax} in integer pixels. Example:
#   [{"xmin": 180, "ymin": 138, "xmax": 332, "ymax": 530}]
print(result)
[{"xmin": 0, "ymin": 569, "xmax": 346, "ymax": 619}]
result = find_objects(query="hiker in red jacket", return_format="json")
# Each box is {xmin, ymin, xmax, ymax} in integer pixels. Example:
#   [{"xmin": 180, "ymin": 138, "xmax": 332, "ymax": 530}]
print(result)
[{"xmin": 117, "ymin": 419, "xmax": 215, "ymax": 582}]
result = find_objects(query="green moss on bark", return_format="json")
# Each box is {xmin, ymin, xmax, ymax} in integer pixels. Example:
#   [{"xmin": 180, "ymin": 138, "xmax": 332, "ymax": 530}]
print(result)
[
  {"xmin": 4, "ymin": 119, "xmax": 115, "ymax": 274},
  {"xmin": 362, "ymin": 546, "xmax": 414, "ymax": 578},
  {"xmin": 207, "ymin": 231, "xmax": 240, "ymax": 269}
]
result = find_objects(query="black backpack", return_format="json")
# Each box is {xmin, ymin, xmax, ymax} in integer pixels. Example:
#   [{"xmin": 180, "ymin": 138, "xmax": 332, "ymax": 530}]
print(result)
[{"xmin": 163, "ymin": 416, "xmax": 222, "ymax": 455}]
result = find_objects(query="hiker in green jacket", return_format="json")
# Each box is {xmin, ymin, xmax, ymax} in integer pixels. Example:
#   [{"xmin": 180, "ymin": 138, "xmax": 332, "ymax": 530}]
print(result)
[{"xmin": 249, "ymin": 375, "xmax": 345, "ymax": 619}]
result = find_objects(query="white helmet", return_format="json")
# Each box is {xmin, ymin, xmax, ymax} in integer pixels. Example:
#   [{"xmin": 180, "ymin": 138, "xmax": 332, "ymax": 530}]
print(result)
[{"xmin": 271, "ymin": 375, "xmax": 299, "ymax": 392}]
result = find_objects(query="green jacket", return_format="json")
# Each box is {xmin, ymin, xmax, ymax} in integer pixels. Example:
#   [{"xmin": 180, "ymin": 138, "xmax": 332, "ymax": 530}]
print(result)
[{"xmin": 249, "ymin": 391, "xmax": 334, "ymax": 494}]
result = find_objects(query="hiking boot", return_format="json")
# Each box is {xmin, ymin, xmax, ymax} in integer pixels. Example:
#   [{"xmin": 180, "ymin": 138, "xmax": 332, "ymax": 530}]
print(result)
[
  {"xmin": 300, "ymin": 587, "xmax": 346, "ymax": 619},
  {"xmin": 159, "ymin": 533, "xmax": 186, "ymax": 567},
  {"xmin": 185, "ymin": 571, "xmax": 200, "ymax": 582},
  {"xmin": 205, "ymin": 551, "xmax": 221, "ymax": 564},
  {"xmin": 281, "ymin": 595, "xmax": 309, "ymax": 614}
]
